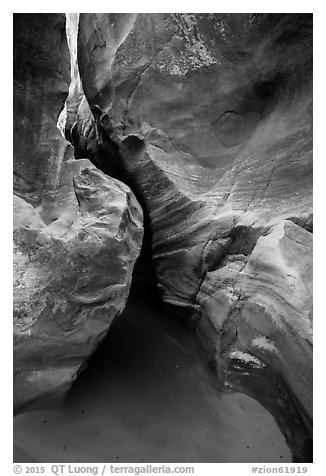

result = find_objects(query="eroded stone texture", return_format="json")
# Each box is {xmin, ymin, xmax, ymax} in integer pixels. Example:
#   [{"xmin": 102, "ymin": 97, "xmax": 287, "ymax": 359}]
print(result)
[
  {"xmin": 71, "ymin": 13, "xmax": 312, "ymax": 303},
  {"xmin": 195, "ymin": 220, "xmax": 312, "ymax": 460},
  {"xmin": 14, "ymin": 161, "xmax": 143, "ymax": 413},
  {"xmin": 13, "ymin": 14, "xmax": 71, "ymax": 204},
  {"xmin": 65, "ymin": 13, "xmax": 312, "ymax": 458},
  {"xmin": 13, "ymin": 14, "xmax": 143, "ymax": 412}
]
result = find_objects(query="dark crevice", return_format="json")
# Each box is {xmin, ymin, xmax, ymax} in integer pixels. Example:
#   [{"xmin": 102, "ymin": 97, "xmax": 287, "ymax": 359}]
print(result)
[
  {"xmin": 60, "ymin": 24, "xmax": 312, "ymax": 458},
  {"xmin": 287, "ymin": 214, "xmax": 313, "ymax": 233},
  {"xmin": 13, "ymin": 12, "xmax": 313, "ymax": 465},
  {"xmin": 66, "ymin": 111, "xmax": 159, "ymax": 299}
]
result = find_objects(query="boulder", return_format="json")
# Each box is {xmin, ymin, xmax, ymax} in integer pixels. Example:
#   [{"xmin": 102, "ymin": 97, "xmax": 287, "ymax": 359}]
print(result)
[
  {"xmin": 13, "ymin": 14, "xmax": 143, "ymax": 412},
  {"xmin": 14, "ymin": 160, "xmax": 143, "ymax": 413}
]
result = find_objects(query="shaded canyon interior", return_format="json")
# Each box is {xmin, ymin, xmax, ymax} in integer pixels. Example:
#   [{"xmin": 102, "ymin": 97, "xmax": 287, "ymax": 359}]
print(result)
[{"xmin": 13, "ymin": 13, "xmax": 313, "ymax": 463}]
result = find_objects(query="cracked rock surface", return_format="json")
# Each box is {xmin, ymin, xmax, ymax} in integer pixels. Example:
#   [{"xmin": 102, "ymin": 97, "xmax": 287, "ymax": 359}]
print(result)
[
  {"xmin": 13, "ymin": 14, "xmax": 143, "ymax": 413},
  {"xmin": 66, "ymin": 13, "xmax": 312, "ymax": 459}
]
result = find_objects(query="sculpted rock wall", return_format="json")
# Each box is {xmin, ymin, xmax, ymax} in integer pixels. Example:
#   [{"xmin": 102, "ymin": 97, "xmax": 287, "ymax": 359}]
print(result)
[
  {"xmin": 71, "ymin": 12, "xmax": 312, "ymax": 303},
  {"xmin": 13, "ymin": 14, "xmax": 71, "ymax": 205},
  {"xmin": 196, "ymin": 219, "xmax": 312, "ymax": 460},
  {"xmin": 64, "ymin": 13, "xmax": 312, "ymax": 459},
  {"xmin": 13, "ymin": 14, "xmax": 143, "ymax": 412}
]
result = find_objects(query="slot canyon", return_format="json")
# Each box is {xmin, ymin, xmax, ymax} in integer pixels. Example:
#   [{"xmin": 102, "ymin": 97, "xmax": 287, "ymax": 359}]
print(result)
[{"xmin": 13, "ymin": 13, "xmax": 313, "ymax": 463}]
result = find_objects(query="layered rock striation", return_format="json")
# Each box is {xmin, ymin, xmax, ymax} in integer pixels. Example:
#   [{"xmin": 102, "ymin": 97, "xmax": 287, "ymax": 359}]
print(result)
[
  {"xmin": 13, "ymin": 12, "xmax": 313, "ymax": 460},
  {"xmin": 13, "ymin": 14, "xmax": 143, "ymax": 413},
  {"xmin": 65, "ymin": 13, "xmax": 313, "ymax": 459}
]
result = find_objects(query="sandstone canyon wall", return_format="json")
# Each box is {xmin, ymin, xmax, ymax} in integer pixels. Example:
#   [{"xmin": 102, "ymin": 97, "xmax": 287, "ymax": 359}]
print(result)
[
  {"xmin": 13, "ymin": 13, "xmax": 143, "ymax": 413},
  {"xmin": 64, "ymin": 13, "xmax": 312, "ymax": 460},
  {"xmin": 13, "ymin": 13, "xmax": 313, "ymax": 462}
]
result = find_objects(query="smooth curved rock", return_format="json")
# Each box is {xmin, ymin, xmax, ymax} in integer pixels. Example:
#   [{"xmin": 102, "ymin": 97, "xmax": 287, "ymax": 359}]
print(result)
[
  {"xmin": 72, "ymin": 12, "xmax": 312, "ymax": 308},
  {"xmin": 66, "ymin": 13, "xmax": 312, "ymax": 459},
  {"xmin": 58, "ymin": 13, "xmax": 84, "ymax": 141},
  {"xmin": 13, "ymin": 14, "xmax": 144, "ymax": 413},
  {"xmin": 195, "ymin": 219, "xmax": 312, "ymax": 460}
]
